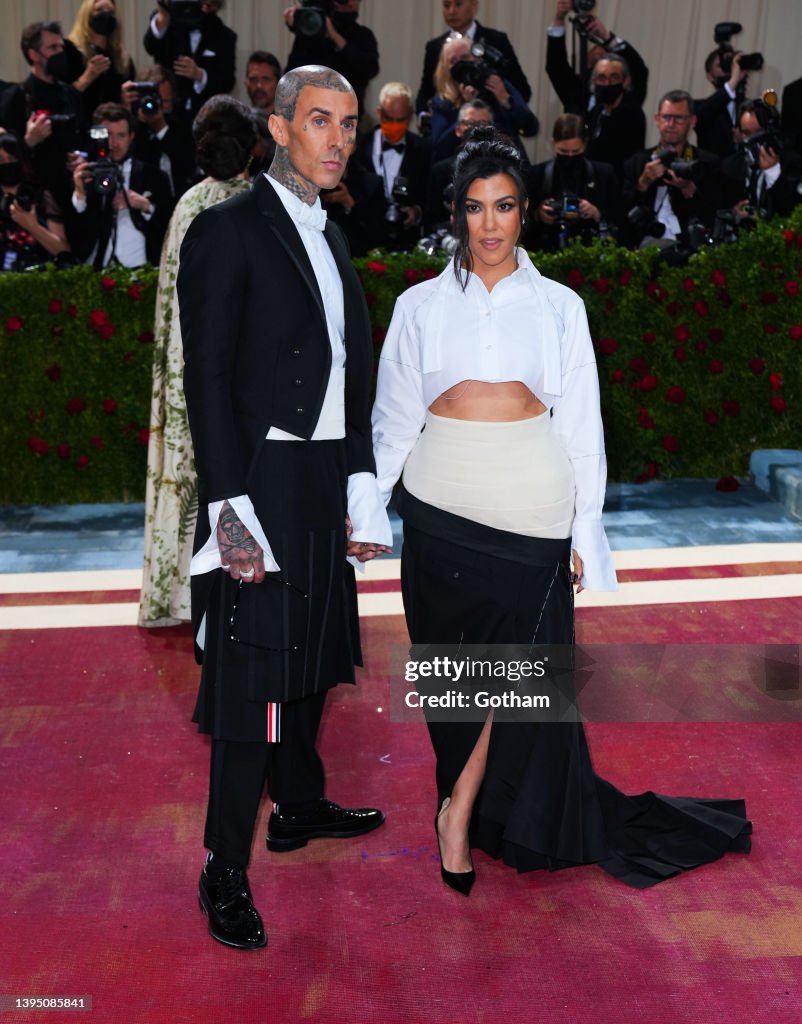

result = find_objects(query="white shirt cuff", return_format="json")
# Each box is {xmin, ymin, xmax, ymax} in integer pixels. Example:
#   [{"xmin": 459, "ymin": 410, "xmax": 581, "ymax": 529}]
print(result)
[
  {"xmin": 189, "ymin": 494, "xmax": 281, "ymax": 575},
  {"xmin": 763, "ymin": 163, "xmax": 782, "ymax": 188},
  {"xmin": 194, "ymin": 69, "xmax": 208, "ymax": 94},
  {"xmin": 149, "ymin": 13, "xmax": 166, "ymax": 38},
  {"xmin": 571, "ymin": 518, "xmax": 618, "ymax": 592},
  {"xmin": 346, "ymin": 472, "xmax": 394, "ymax": 573},
  {"xmin": 72, "ymin": 193, "xmax": 87, "ymax": 213},
  {"xmin": 547, "ymin": 25, "xmax": 567, "ymax": 37}
]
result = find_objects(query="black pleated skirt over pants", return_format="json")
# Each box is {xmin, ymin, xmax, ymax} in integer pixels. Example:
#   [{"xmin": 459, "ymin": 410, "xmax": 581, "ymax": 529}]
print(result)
[{"xmin": 399, "ymin": 487, "xmax": 752, "ymax": 889}]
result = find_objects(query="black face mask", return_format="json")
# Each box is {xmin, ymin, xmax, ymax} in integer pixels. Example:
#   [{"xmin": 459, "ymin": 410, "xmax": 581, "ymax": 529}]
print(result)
[
  {"xmin": 0, "ymin": 162, "xmax": 23, "ymax": 187},
  {"xmin": 594, "ymin": 82, "xmax": 624, "ymax": 105},
  {"xmin": 89, "ymin": 11, "xmax": 118, "ymax": 36},
  {"xmin": 43, "ymin": 50, "xmax": 71, "ymax": 82}
]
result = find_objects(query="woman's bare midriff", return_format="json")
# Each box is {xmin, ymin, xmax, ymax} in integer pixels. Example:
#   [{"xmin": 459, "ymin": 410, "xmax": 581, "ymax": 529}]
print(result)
[{"xmin": 428, "ymin": 380, "xmax": 548, "ymax": 421}]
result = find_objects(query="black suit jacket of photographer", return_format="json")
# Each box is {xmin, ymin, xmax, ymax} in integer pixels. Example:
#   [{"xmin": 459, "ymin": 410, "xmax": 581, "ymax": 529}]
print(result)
[
  {"xmin": 131, "ymin": 113, "xmax": 197, "ymax": 199},
  {"xmin": 720, "ymin": 145, "xmax": 802, "ymax": 218},
  {"xmin": 71, "ymin": 157, "xmax": 172, "ymax": 265},
  {"xmin": 416, "ymin": 23, "xmax": 531, "ymax": 114},
  {"xmin": 694, "ymin": 86, "xmax": 739, "ymax": 159},
  {"xmin": 356, "ymin": 127, "xmax": 431, "ymax": 249},
  {"xmin": 143, "ymin": 8, "xmax": 236, "ymax": 120},
  {"xmin": 177, "ymin": 173, "xmax": 377, "ymax": 645},
  {"xmin": 622, "ymin": 144, "xmax": 721, "ymax": 242}
]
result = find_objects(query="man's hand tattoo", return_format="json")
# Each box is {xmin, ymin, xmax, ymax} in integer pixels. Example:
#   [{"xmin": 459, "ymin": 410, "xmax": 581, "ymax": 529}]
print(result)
[{"xmin": 218, "ymin": 503, "xmax": 258, "ymax": 560}]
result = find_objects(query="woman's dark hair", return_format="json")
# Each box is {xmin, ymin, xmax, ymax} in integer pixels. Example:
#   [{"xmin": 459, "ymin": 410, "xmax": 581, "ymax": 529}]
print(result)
[
  {"xmin": 451, "ymin": 126, "xmax": 528, "ymax": 289},
  {"xmin": 192, "ymin": 95, "xmax": 258, "ymax": 181},
  {"xmin": 552, "ymin": 113, "xmax": 588, "ymax": 142}
]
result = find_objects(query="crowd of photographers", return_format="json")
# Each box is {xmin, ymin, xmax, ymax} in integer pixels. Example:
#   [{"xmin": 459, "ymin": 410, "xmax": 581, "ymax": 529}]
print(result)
[{"xmin": 0, "ymin": 0, "xmax": 800, "ymax": 275}]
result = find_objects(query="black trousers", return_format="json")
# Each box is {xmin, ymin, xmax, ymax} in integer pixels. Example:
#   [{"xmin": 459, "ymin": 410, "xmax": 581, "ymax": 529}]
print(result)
[{"xmin": 203, "ymin": 690, "xmax": 327, "ymax": 866}]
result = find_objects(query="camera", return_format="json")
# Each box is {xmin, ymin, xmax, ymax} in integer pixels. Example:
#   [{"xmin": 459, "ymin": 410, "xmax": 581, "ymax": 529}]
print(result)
[
  {"xmin": 84, "ymin": 126, "xmax": 123, "ymax": 196},
  {"xmin": 572, "ymin": 0, "xmax": 596, "ymax": 12},
  {"xmin": 470, "ymin": 40, "xmax": 506, "ymax": 73},
  {"xmin": 743, "ymin": 128, "xmax": 783, "ymax": 170},
  {"xmin": 450, "ymin": 58, "xmax": 492, "ymax": 92},
  {"xmin": 292, "ymin": 0, "xmax": 334, "ymax": 39},
  {"xmin": 545, "ymin": 193, "xmax": 582, "ymax": 221},
  {"xmin": 417, "ymin": 227, "xmax": 459, "ymax": 257},
  {"xmin": 713, "ymin": 23, "xmax": 764, "ymax": 76},
  {"xmin": 0, "ymin": 184, "xmax": 36, "ymax": 220},
  {"xmin": 652, "ymin": 147, "xmax": 700, "ymax": 180},
  {"xmin": 385, "ymin": 175, "xmax": 410, "ymax": 224},
  {"xmin": 163, "ymin": 0, "xmax": 204, "ymax": 29},
  {"xmin": 130, "ymin": 81, "xmax": 162, "ymax": 116}
]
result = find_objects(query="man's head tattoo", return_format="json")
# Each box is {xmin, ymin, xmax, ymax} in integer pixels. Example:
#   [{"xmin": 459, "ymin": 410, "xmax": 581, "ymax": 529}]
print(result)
[{"xmin": 274, "ymin": 65, "xmax": 353, "ymax": 121}]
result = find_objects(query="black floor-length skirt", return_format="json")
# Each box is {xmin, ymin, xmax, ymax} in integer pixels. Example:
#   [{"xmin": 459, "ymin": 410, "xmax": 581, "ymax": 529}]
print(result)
[
  {"xmin": 193, "ymin": 439, "xmax": 361, "ymax": 742},
  {"xmin": 399, "ymin": 487, "xmax": 752, "ymax": 889}
]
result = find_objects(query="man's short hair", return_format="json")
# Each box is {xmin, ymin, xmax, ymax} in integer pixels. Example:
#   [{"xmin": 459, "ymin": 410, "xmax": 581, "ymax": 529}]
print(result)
[
  {"xmin": 738, "ymin": 97, "xmax": 781, "ymax": 131},
  {"xmin": 458, "ymin": 98, "xmax": 493, "ymax": 122},
  {"xmin": 658, "ymin": 90, "xmax": 694, "ymax": 112},
  {"xmin": 93, "ymin": 102, "xmax": 135, "ymax": 131},
  {"xmin": 591, "ymin": 53, "xmax": 630, "ymax": 81},
  {"xmin": 378, "ymin": 82, "xmax": 413, "ymax": 109},
  {"xmin": 247, "ymin": 51, "xmax": 281, "ymax": 78},
  {"xmin": 21, "ymin": 21, "xmax": 62, "ymax": 65},
  {"xmin": 704, "ymin": 49, "xmax": 722, "ymax": 75},
  {"xmin": 273, "ymin": 66, "xmax": 353, "ymax": 121}
]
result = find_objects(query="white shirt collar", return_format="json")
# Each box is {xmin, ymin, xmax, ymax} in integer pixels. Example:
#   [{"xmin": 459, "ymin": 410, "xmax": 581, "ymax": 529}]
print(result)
[{"xmin": 264, "ymin": 172, "xmax": 327, "ymax": 231}]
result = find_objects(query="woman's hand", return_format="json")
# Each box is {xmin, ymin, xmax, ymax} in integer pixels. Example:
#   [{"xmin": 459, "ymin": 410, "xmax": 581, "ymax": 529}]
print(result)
[
  {"xmin": 571, "ymin": 550, "xmax": 584, "ymax": 593},
  {"xmin": 77, "ymin": 54, "xmax": 111, "ymax": 90},
  {"xmin": 8, "ymin": 200, "xmax": 38, "ymax": 231},
  {"xmin": 484, "ymin": 74, "xmax": 511, "ymax": 108}
]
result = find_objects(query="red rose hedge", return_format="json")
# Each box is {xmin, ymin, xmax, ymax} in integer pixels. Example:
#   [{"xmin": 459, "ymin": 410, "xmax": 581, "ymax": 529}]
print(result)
[{"xmin": 2, "ymin": 210, "xmax": 802, "ymax": 502}]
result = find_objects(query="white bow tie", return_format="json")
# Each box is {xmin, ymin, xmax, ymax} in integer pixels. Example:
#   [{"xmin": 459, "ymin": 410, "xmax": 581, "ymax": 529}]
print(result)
[{"xmin": 294, "ymin": 201, "xmax": 328, "ymax": 232}]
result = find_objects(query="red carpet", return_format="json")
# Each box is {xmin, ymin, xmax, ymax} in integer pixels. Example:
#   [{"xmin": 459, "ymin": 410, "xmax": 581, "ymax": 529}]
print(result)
[{"xmin": 1, "ymin": 574, "xmax": 801, "ymax": 1023}]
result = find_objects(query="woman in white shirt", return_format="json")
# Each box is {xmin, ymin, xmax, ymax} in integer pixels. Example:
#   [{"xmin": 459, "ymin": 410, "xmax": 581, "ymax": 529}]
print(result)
[{"xmin": 372, "ymin": 130, "xmax": 750, "ymax": 895}]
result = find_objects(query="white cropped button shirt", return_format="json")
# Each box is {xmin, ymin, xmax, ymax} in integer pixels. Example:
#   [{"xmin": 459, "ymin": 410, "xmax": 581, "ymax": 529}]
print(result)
[{"xmin": 372, "ymin": 248, "xmax": 618, "ymax": 591}]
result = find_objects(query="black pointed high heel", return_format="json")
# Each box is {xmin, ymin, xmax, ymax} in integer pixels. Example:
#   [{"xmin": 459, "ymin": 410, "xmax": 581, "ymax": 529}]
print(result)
[{"xmin": 435, "ymin": 797, "xmax": 475, "ymax": 896}]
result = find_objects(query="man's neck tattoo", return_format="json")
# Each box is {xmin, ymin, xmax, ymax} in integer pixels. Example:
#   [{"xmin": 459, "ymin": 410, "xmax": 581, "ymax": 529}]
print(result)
[{"xmin": 268, "ymin": 146, "xmax": 319, "ymax": 205}]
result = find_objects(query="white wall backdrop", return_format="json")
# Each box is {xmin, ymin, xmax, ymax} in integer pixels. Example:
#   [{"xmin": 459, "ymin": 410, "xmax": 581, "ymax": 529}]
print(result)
[{"xmin": 2, "ymin": 1, "xmax": 798, "ymax": 162}]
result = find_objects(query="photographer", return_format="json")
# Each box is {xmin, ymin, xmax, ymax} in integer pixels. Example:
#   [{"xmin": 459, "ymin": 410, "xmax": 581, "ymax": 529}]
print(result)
[
  {"xmin": 695, "ymin": 24, "xmax": 764, "ymax": 159},
  {"xmin": 546, "ymin": 0, "xmax": 649, "ymax": 114},
  {"xmin": 623, "ymin": 90, "xmax": 720, "ymax": 248},
  {"xmin": 416, "ymin": 0, "xmax": 531, "ymax": 116},
  {"xmin": 284, "ymin": 1, "xmax": 378, "ymax": 114},
  {"xmin": 1, "ymin": 22, "xmax": 87, "ymax": 211},
  {"xmin": 70, "ymin": 102, "xmax": 172, "ymax": 268},
  {"xmin": 584, "ymin": 54, "xmax": 645, "ymax": 175},
  {"xmin": 431, "ymin": 35, "xmax": 538, "ymax": 162},
  {"xmin": 143, "ymin": 0, "xmax": 236, "ymax": 122},
  {"xmin": 357, "ymin": 81, "xmax": 430, "ymax": 251},
  {"xmin": 0, "ymin": 132, "xmax": 70, "ymax": 272},
  {"xmin": 124, "ymin": 66, "xmax": 196, "ymax": 198},
  {"xmin": 721, "ymin": 99, "xmax": 802, "ymax": 222},
  {"xmin": 524, "ymin": 113, "xmax": 622, "ymax": 252},
  {"xmin": 64, "ymin": 0, "xmax": 137, "ymax": 119}
]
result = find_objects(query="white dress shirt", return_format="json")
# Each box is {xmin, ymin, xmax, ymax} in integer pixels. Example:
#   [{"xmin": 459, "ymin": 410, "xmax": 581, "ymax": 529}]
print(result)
[
  {"xmin": 371, "ymin": 248, "xmax": 617, "ymax": 591},
  {"xmin": 190, "ymin": 174, "xmax": 392, "ymax": 584}
]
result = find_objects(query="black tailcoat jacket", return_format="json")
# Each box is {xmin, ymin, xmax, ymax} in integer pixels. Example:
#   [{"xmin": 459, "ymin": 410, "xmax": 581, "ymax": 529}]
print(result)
[{"xmin": 177, "ymin": 173, "xmax": 377, "ymax": 682}]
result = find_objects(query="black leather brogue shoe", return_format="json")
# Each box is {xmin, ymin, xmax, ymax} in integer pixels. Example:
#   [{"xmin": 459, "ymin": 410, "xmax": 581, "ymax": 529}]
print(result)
[
  {"xmin": 266, "ymin": 799, "xmax": 385, "ymax": 852},
  {"xmin": 198, "ymin": 855, "xmax": 267, "ymax": 949}
]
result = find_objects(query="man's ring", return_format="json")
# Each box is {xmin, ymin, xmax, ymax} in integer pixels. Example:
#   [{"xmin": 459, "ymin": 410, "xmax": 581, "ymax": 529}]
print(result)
[{"xmin": 240, "ymin": 567, "xmax": 255, "ymax": 579}]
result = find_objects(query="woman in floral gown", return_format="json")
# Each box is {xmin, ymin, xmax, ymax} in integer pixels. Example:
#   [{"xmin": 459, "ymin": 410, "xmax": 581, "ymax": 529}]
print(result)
[{"xmin": 139, "ymin": 96, "xmax": 257, "ymax": 627}]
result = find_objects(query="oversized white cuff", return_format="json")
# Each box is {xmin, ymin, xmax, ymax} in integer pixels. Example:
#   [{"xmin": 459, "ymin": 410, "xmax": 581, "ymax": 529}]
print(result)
[
  {"xmin": 189, "ymin": 494, "xmax": 281, "ymax": 576},
  {"xmin": 347, "ymin": 472, "xmax": 394, "ymax": 548},
  {"xmin": 571, "ymin": 517, "xmax": 618, "ymax": 592}
]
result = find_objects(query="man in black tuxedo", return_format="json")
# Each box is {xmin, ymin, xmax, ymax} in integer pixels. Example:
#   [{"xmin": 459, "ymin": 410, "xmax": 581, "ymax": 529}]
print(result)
[
  {"xmin": 416, "ymin": 0, "xmax": 530, "ymax": 115},
  {"xmin": 694, "ymin": 49, "xmax": 750, "ymax": 159},
  {"xmin": 358, "ymin": 81, "xmax": 430, "ymax": 250},
  {"xmin": 70, "ymin": 102, "xmax": 172, "ymax": 267},
  {"xmin": 584, "ymin": 54, "xmax": 645, "ymax": 176},
  {"xmin": 178, "ymin": 64, "xmax": 392, "ymax": 950},
  {"xmin": 623, "ymin": 90, "xmax": 720, "ymax": 248},
  {"xmin": 125, "ymin": 65, "xmax": 196, "ymax": 199},
  {"xmin": 143, "ymin": 0, "xmax": 236, "ymax": 123}
]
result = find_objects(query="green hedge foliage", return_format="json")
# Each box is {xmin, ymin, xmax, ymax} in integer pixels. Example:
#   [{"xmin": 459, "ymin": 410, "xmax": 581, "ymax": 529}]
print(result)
[{"xmin": 2, "ymin": 209, "xmax": 800, "ymax": 503}]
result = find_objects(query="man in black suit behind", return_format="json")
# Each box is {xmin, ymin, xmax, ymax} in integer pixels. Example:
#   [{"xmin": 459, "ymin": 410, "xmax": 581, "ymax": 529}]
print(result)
[
  {"xmin": 144, "ymin": 0, "xmax": 236, "ymax": 122},
  {"xmin": 358, "ymin": 81, "xmax": 430, "ymax": 250},
  {"xmin": 416, "ymin": 0, "xmax": 531, "ymax": 115},
  {"xmin": 178, "ymin": 65, "xmax": 392, "ymax": 950}
]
